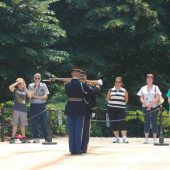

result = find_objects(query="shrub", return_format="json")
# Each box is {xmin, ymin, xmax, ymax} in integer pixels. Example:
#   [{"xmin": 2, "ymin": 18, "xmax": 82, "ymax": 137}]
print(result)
[{"xmin": 1, "ymin": 99, "xmax": 170, "ymax": 138}]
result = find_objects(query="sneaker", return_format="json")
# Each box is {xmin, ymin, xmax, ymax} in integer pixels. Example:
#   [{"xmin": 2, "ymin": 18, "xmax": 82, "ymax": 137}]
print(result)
[
  {"xmin": 21, "ymin": 137, "xmax": 30, "ymax": 143},
  {"xmin": 113, "ymin": 137, "xmax": 120, "ymax": 143},
  {"xmin": 153, "ymin": 138, "xmax": 158, "ymax": 144},
  {"xmin": 122, "ymin": 138, "xmax": 129, "ymax": 143},
  {"xmin": 9, "ymin": 137, "xmax": 15, "ymax": 144},
  {"xmin": 33, "ymin": 138, "xmax": 40, "ymax": 143},
  {"xmin": 143, "ymin": 138, "xmax": 149, "ymax": 144}
]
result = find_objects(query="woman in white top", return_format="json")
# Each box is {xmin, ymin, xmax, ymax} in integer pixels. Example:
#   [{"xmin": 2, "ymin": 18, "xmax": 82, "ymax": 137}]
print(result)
[
  {"xmin": 137, "ymin": 74, "xmax": 162, "ymax": 144},
  {"xmin": 106, "ymin": 77, "xmax": 128, "ymax": 143}
]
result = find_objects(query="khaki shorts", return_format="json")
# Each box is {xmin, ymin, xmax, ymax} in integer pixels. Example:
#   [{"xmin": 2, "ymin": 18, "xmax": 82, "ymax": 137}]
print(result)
[{"xmin": 11, "ymin": 110, "xmax": 28, "ymax": 127}]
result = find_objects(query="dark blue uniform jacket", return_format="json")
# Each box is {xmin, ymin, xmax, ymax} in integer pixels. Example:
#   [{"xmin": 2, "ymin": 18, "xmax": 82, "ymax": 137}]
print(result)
[
  {"xmin": 65, "ymin": 78, "xmax": 98, "ymax": 116},
  {"xmin": 65, "ymin": 78, "xmax": 85, "ymax": 115}
]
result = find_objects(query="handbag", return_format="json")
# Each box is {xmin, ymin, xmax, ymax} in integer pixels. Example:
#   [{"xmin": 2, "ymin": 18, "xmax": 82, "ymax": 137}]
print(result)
[
  {"xmin": 159, "ymin": 95, "xmax": 164, "ymax": 105},
  {"xmin": 155, "ymin": 86, "xmax": 164, "ymax": 105}
]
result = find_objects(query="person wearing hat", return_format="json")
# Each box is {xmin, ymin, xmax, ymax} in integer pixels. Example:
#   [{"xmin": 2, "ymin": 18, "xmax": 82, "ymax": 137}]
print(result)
[
  {"xmin": 81, "ymin": 69, "xmax": 102, "ymax": 153},
  {"xmin": 65, "ymin": 67, "xmax": 97, "ymax": 154}
]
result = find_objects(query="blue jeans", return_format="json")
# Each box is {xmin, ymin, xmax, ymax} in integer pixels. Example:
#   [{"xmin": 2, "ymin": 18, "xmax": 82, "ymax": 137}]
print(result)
[
  {"xmin": 142, "ymin": 107, "xmax": 158, "ymax": 134},
  {"xmin": 30, "ymin": 103, "xmax": 48, "ymax": 139}
]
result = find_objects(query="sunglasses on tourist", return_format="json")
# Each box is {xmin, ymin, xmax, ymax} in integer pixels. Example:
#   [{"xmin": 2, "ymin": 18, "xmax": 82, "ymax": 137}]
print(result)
[{"xmin": 34, "ymin": 77, "xmax": 41, "ymax": 80}]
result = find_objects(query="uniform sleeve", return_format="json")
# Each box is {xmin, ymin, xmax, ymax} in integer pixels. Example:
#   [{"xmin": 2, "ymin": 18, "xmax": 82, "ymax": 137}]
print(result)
[
  {"xmin": 166, "ymin": 89, "xmax": 170, "ymax": 97},
  {"xmin": 137, "ymin": 87, "xmax": 143, "ymax": 96},
  {"xmin": 90, "ymin": 94, "xmax": 97, "ymax": 108},
  {"xmin": 64, "ymin": 84, "xmax": 69, "ymax": 96},
  {"xmin": 83, "ymin": 83, "xmax": 98, "ymax": 95}
]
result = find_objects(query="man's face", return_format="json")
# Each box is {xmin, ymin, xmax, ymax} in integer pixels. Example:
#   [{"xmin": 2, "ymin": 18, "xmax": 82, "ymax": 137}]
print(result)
[
  {"xmin": 71, "ymin": 71, "xmax": 81, "ymax": 77},
  {"xmin": 34, "ymin": 75, "xmax": 41, "ymax": 83},
  {"xmin": 82, "ymin": 74, "xmax": 87, "ymax": 79}
]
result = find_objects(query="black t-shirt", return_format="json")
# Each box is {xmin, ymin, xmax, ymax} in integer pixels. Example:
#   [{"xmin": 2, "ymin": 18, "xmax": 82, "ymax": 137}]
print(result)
[{"xmin": 13, "ymin": 88, "xmax": 27, "ymax": 112}]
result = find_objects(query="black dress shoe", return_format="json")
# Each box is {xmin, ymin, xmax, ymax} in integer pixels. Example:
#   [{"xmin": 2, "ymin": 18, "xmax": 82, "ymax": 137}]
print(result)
[
  {"xmin": 71, "ymin": 152, "xmax": 76, "ymax": 155},
  {"xmin": 81, "ymin": 149, "xmax": 87, "ymax": 153},
  {"xmin": 71, "ymin": 152, "xmax": 82, "ymax": 155}
]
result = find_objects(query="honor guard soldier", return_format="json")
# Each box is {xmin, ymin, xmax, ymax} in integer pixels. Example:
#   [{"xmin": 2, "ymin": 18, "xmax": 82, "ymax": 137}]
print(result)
[
  {"xmin": 81, "ymin": 70, "xmax": 103, "ymax": 153},
  {"xmin": 65, "ymin": 67, "xmax": 97, "ymax": 155}
]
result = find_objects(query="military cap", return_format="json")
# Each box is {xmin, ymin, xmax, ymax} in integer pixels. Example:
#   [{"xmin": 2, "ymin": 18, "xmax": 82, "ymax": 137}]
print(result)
[
  {"xmin": 81, "ymin": 69, "xmax": 88, "ymax": 75},
  {"xmin": 71, "ymin": 67, "xmax": 82, "ymax": 72}
]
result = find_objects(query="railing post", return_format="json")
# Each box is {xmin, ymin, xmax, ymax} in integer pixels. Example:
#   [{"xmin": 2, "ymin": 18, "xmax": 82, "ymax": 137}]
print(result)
[
  {"xmin": 136, "ymin": 112, "xmax": 139, "ymax": 137},
  {"xmin": 42, "ymin": 109, "xmax": 57, "ymax": 145},
  {"xmin": 58, "ymin": 110, "xmax": 63, "ymax": 127},
  {"xmin": 154, "ymin": 107, "xmax": 169, "ymax": 146},
  {"xmin": 106, "ymin": 112, "xmax": 110, "ymax": 127}
]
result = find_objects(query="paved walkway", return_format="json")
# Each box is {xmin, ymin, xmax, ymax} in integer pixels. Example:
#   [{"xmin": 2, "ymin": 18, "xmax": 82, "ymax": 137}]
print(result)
[{"xmin": 0, "ymin": 137, "xmax": 170, "ymax": 170}]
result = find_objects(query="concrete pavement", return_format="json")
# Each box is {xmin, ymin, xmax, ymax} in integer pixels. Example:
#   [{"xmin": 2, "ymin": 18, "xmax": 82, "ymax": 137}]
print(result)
[{"xmin": 0, "ymin": 137, "xmax": 170, "ymax": 170}]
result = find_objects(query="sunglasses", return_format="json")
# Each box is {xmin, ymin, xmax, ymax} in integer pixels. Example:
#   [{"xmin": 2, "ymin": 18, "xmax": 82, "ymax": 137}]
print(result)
[
  {"xmin": 34, "ymin": 77, "xmax": 41, "ymax": 80},
  {"xmin": 115, "ymin": 81, "xmax": 121, "ymax": 83}
]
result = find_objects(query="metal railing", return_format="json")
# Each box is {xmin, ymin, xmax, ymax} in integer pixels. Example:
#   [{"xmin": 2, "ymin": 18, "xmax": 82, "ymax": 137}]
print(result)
[{"xmin": 1, "ymin": 106, "xmax": 170, "ymax": 142}]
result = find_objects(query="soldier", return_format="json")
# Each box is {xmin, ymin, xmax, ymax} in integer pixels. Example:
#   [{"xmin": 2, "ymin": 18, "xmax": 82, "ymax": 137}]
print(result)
[
  {"xmin": 65, "ymin": 67, "xmax": 98, "ymax": 154},
  {"xmin": 64, "ymin": 67, "xmax": 84, "ymax": 154},
  {"xmin": 81, "ymin": 70, "xmax": 103, "ymax": 153}
]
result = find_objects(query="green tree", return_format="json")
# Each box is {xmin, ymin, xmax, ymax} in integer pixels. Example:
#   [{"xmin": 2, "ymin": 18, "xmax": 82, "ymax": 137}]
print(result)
[
  {"xmin": 0, "ymin": 0, "xmax": 67, "ymax": 101},
  {"xmin": 52, "ymin": 0, "xmax": 170, "ymax": 106}
]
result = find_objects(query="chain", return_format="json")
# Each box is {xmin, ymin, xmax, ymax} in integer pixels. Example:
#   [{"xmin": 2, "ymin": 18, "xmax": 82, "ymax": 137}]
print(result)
[
  {"xmin": 92, "ymin": 118, "xmax": 126, "ymax": 123},
  {"xmin": 0, "ymin": 107, "xmax": 162, "ymax": 128},
  {"xmin": 142, "ymin": 107, "xmax": 160, "ymax": 117},
  {"xmin": 27, "ymin": 109, "xmax": 47, "ymax": 122},
  {"xmin": 0, "ymin": 108, "xmax": 48, "ymax": 128},
  {"xmin": 91, "ymin": 107, "xmax": 160, "ymax": 123}
]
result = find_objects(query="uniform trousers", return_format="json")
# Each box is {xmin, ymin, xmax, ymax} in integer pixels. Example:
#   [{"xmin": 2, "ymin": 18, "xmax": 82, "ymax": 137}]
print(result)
[
  {"xmin": 81, "ymin": 108, "xmax": 91, "ymax": 152},
  {"xmin": 67, "ymin": 114, "xmax": 84, "ymax": 154}
]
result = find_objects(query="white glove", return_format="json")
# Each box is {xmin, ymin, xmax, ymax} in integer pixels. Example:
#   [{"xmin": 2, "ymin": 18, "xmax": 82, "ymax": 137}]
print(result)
[
  {"xmin": 97, "ymin": 79, "xmax": 103, "ymax": 86},
  {"xmin": 91, "ymin": 113, "xmax": 96, "ymax": 118}
]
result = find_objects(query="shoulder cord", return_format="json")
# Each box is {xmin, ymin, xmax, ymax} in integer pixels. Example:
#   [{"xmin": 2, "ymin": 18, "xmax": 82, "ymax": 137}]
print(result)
[
  {"xmin": 80, "ymin": 81, "xmax": 85, "ymax": 93},
  {"xmin": 80, "ymin": 82, "xmax": 88, "ymax": 104}
]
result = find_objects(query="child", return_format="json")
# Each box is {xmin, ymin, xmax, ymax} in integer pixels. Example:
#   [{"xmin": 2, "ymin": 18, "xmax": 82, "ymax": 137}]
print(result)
[{"xmin": 9, "ymin": 78, "xmax": 32, "ymax": 143}]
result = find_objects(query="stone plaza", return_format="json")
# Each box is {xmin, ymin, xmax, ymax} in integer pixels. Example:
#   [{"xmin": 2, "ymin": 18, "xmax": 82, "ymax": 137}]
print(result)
[{"xmin": 0, "ymin": 137, "xmax": 170, "ymax": 170}]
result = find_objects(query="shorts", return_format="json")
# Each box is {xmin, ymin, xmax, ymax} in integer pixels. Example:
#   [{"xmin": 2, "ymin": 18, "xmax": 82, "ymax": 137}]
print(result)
[
  {"xmin": 108, "ymin": 107, "xmax": 127, "ymax": 131},
  {"xmin": 11, "ymin": 110, "xmax": 28, "ymax": 127}
]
